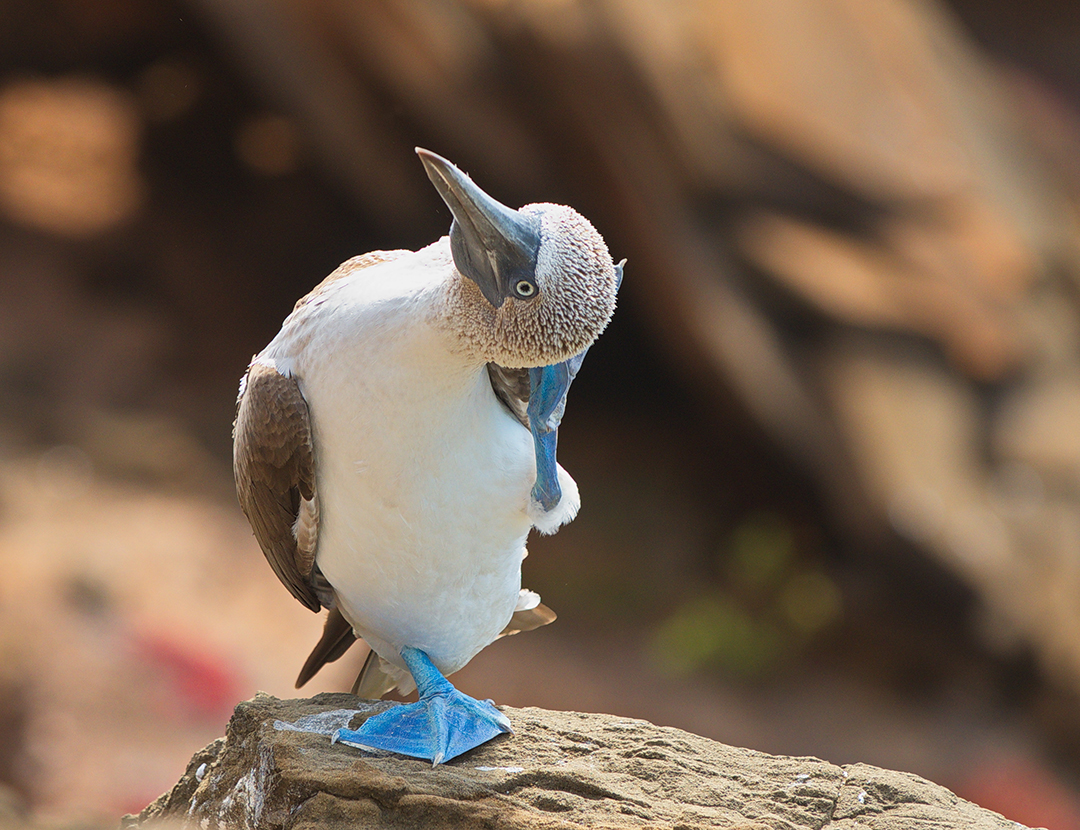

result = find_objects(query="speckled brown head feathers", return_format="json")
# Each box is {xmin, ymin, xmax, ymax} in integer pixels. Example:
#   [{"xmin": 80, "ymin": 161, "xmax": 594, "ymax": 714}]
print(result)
[{"xmin": 442, "ymin": 202, "xmax": 617, "ymax": 368}]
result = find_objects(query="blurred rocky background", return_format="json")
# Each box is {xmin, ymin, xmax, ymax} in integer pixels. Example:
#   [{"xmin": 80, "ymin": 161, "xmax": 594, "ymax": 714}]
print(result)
[{"xmin": 2, "ymin": 0, "xmax": 1080, "ymax": 827}]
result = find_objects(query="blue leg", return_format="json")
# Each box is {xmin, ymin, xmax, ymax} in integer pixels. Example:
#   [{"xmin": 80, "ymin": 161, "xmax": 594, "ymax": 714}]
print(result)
[
  {"xmin": 528, "ymin": 259, "xmax": 623, "ymax": 513},
  {"xmin": 333, "ymin": 647, "xmax": 511, "ymax": 765},
  {"xmin": 527, "ymin": 353, "xmax": 586, "ymax": 512},
  {"xmin": 530, "ymin": 424, "xmax": 561, "ymax": 511}
]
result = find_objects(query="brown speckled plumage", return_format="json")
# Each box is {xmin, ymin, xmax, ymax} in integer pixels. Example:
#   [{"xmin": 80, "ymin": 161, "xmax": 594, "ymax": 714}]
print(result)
[
  {"xmin": 233, "ymin": 361, "xmax": 319, "ymax": 611},
  {"xmin": 440, "ymin": 204, "xmax": 617, "ymax": 368}
]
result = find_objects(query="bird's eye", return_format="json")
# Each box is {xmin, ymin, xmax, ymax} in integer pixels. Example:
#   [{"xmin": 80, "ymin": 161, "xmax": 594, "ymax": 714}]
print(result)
[{"xmin": 513, "ymin": 280, "xmax": 537, "ymax": 299}]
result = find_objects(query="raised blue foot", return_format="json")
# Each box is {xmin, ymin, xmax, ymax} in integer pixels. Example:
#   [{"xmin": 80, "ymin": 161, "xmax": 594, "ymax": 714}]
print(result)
[
  {"xmin": 527, "ymin": 260, "xmax": 622, "ymax": 513},
  {"xmin": 528, "ymin": 353, "xmax": 586, "ymax": 511},
  {"xmin": 333, "ymin": 646, "xmax": 512, "ymax": 765}
]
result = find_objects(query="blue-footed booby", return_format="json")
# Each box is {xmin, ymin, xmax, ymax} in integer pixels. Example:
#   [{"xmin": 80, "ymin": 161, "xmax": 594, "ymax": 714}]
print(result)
[{"xmin": 233, "ymin": 148, "xmax": 622, "ymax": 764}]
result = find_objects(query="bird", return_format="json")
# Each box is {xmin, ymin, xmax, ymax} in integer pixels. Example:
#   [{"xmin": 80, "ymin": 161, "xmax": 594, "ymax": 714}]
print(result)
[{"xmin": 232, "ymin": 148, "xmax": 622, "ymax": 764}]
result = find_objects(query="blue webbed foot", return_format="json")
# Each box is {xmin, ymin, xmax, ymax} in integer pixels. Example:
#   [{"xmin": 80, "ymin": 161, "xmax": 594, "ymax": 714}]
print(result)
[
  {"xmin": 334, "ymin": 687, "xmax": 510, "ymax": 765},
  {"xmin": 333, "ymin": 647, "xmax": 511, "ymax": 765}
]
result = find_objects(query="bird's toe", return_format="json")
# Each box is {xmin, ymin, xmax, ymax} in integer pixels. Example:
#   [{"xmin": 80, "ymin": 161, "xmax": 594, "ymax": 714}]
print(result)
[{"xmin": 334, "ymin": 687, "xmax": 511, "ymax": 765}]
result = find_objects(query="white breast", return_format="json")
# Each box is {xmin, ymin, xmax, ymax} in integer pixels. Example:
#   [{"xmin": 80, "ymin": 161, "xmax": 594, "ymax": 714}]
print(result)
[{"xmin": 260, "ymin": 244, "xmax": 546, "ymax": 676}]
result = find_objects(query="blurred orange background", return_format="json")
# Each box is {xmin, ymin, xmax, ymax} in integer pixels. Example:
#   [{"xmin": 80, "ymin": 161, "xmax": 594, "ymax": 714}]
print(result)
[{"xmin": 1, "ymin": 1, "xmax": 1080, "ymax": 827}]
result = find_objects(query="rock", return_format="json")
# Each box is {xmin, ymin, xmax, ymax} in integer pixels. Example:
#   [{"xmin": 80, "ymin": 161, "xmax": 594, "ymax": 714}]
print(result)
[{"xmin": 123, "ymin": 693, "xmax": 1023, "ymax": 829}]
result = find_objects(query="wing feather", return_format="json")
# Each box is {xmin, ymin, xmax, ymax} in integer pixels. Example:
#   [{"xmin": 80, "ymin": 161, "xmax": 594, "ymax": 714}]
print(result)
[
  {"xmin": 233, "ymin": 361, "xmax": 321, "ymax": 611},
  {"xmin": 486, "ymin": 363, "xmax": 530, "ymax": 429},
  {"xmin": 295, "ymin": 607, "xmax": 358, "ymax": 688}
]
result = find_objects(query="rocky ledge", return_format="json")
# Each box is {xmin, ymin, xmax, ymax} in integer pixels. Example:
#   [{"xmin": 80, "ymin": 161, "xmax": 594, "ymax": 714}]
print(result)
[{"xmin": 123, "ymin": 692, "xmax": 1025, "ymax": 829}]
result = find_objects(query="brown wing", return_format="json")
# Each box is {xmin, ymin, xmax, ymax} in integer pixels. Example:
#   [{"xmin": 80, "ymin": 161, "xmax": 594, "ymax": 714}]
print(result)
[
  {"xmin": 233, "ymin": 361, "xmax": 321, "ymax": 611},
  {"xmin": 487, "ymin": 363, "xmax": 530, "ymax": 429}
]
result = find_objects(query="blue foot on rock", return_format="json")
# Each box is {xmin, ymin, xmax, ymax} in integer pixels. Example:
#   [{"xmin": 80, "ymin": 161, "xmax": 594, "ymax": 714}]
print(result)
[{"xmin": 333, "ymin": 646, "xmax": 512, "ymax": 765}]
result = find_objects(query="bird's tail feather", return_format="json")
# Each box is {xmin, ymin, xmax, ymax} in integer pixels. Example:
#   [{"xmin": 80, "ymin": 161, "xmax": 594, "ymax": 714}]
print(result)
[
  {"xmin": 499, "ymin": 588, "xmax": 557, "ymax": 637},
  {"xmin": 352, "ymin": 650, "xmax": 415, "ymax": 698},
  {"xmin": 295, "ymin": 607, "xmax": 358, "ymax": 688}
]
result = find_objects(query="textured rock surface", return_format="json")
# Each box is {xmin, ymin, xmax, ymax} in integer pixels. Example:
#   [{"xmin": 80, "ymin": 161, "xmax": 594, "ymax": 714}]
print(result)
[{"xmin": 123, "ymin": 693, "xmax": 1024, "ymax": 829}]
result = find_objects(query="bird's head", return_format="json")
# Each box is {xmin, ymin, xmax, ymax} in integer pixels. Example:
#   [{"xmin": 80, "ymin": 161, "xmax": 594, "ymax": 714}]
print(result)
[{"xmin": 418, "ymin": 148, "xmax": 619, "ymax": 368}]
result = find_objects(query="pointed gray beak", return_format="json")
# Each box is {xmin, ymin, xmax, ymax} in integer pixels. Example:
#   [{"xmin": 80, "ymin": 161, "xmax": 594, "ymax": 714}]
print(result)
[{"xmin": 416, "ymin": 148, "xmax": 541, "ymax": 308}]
